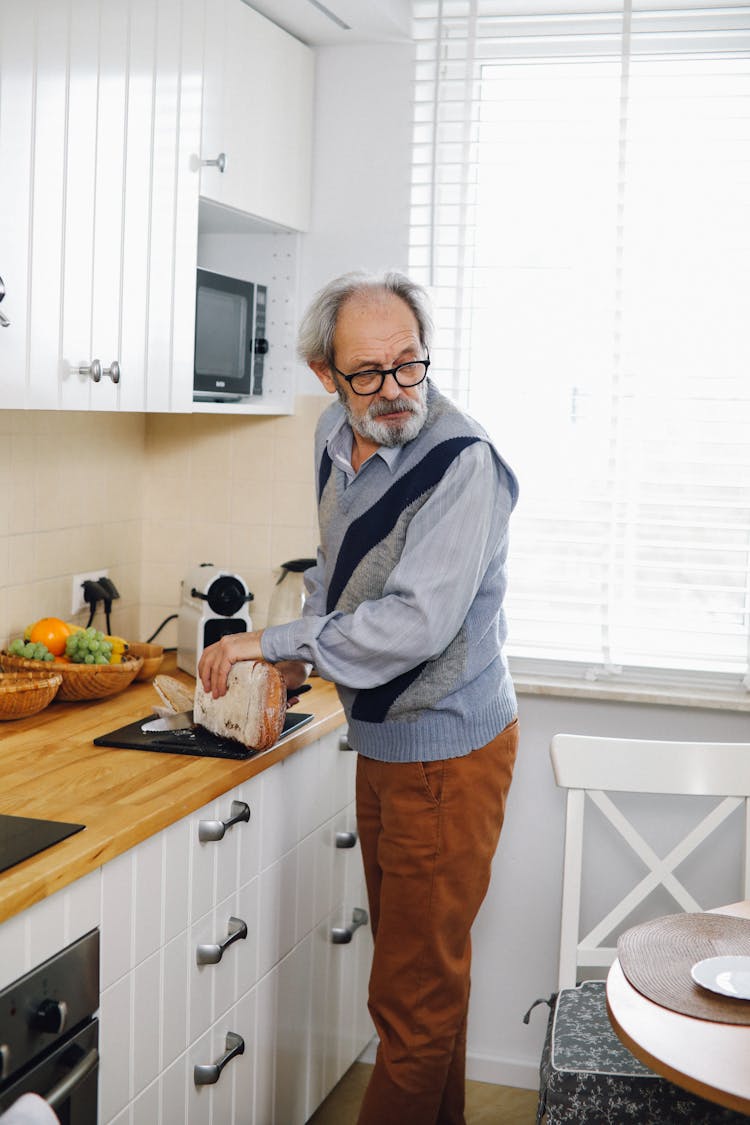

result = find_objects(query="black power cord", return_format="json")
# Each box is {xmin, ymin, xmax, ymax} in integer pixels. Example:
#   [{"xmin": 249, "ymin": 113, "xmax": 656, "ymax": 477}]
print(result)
[
  {"xmin": 97, "ymin": 576, "xmax": 120, "ymax": 635},
  {"xmin": 146, "ymin": 614, "xmax": 178, "ymax": 645},
  {"xmin": 81, "ymin": 579, "xmax": 109, "ymax": 628}
]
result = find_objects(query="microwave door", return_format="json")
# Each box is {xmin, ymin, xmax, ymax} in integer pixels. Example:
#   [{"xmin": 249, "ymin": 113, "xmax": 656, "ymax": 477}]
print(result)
[{"xmin": 194, "ymin": 273, "xmax": 254, "ymax": 400}]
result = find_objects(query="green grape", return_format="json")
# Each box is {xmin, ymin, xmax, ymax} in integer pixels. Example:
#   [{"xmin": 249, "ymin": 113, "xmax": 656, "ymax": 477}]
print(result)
[
  {"xmin": 64, "ymin": 626, "xmax": 114, "ymax": 664},
  {"xmin": 15, "ymin": 639, "xmax": 52, "ymax": 661}
]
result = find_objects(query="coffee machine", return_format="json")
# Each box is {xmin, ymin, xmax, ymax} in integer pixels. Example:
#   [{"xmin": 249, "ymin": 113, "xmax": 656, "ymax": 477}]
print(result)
[{"xmin": 177, "ymin": 563, "xmax": 254, "ymax": 676}]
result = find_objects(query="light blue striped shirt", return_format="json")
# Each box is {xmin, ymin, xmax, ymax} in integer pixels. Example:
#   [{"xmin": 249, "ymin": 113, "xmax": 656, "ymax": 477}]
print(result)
[{"xmin": 261, "ymin": 413, "xmax": 507, "ymax": 691}]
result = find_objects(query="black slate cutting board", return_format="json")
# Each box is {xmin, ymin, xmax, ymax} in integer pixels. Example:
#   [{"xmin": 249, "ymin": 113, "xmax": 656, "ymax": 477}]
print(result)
[{"xmin": 93, "ymin": 711, "xmax": 314, "ymax": 760}]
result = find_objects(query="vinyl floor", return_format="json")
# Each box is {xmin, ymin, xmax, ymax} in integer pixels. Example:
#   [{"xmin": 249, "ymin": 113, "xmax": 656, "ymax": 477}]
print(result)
[{"xmin": 306, "ymin": 1062, "xmax": 539, "ymax": 1124}]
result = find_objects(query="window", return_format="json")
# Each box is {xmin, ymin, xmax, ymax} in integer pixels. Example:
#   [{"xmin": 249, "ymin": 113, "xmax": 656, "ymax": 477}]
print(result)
[{"xmin": 410, "ymin": 1, "xmax": 750, "ymax": 691}]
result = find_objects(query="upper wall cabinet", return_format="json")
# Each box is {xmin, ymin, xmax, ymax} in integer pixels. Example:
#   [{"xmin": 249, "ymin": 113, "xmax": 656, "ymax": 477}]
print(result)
[
  {"xmin": 200, "ymin": 0, "xmax": 315, "ymax": 233},
  {"xmin": 0, "ymin": 0, "xmax": 204, "ymax": 411}
]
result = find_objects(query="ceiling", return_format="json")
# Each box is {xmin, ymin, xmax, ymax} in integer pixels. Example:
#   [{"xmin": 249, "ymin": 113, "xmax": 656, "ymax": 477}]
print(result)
[{"xmin": 244, "ymin": 0, "xmax": 413, "ymax": 45}]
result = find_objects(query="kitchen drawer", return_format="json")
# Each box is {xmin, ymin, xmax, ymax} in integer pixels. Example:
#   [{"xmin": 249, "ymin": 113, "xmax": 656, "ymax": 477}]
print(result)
[
  {"xmin": 308, "ymin": 893, "xmax": 374, "ymax": 1112},
  {"xmin": 189, "ymin": 887, "xmax": 259, "ymax": 1043},
  {"xmin": 191, "ymin": 781, "xmax": 260, "ymax": 923}
]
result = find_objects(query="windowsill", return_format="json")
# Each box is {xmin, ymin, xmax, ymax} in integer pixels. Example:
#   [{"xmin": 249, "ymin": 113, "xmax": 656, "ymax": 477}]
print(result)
[{"xmin": 513, "ymin": 674, "xmax": 750, "ymax": 712}]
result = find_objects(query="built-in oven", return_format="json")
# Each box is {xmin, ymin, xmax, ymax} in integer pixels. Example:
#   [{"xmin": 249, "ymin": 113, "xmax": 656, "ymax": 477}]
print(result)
[{"xmin": 0, "ymin": 929, "xmax": 99, "ymax": 1124}]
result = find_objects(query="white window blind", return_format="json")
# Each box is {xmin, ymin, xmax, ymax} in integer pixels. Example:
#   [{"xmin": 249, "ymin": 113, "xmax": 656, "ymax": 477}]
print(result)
[{"xmin": 410, "ymin": 0, "xmax": 750, "ymax": 690}]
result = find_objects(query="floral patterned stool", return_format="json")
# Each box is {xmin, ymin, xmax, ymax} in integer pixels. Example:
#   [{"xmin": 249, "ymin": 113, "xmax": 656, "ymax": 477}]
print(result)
[{"xmin": 535, "ymin": 981, "xmax": 750, "ymax": 1124}]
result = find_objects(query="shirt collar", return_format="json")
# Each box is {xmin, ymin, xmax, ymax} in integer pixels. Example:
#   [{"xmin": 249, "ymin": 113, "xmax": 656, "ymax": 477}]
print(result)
[{"xmin": 325, "ymin": 409, "xmax": 404, "ymax": 482}]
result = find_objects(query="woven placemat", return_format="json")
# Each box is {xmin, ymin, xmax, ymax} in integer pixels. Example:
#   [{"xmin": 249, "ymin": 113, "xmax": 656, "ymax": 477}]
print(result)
[{"xmin": 617, "ymin": 912, "xmax": 750, "ymax": 1024}]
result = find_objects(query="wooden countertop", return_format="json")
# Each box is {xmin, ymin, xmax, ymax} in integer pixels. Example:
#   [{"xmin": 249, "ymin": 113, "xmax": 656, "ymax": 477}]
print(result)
[{"xmin": 0, "ymin": 658, "xmax": 344, "ymax": 925}]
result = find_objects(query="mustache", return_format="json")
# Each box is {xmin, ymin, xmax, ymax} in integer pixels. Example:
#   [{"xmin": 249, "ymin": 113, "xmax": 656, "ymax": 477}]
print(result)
[{"xmin": 367, "ymin": 396, "xmax": 420, "ymax": 419}]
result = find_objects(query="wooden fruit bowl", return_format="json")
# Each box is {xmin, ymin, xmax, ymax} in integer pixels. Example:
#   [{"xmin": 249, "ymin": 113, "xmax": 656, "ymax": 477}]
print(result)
[
  {"xmin": 0, "ymin": 669, "xmax": 63, "ymax": 719},
  {"xmin": 127, "ymin": 642, "xmax": 165, "ymax": 681},
  {"xmin": 0, "ymin": 652, "xmax": 143, "ymax": 702}
]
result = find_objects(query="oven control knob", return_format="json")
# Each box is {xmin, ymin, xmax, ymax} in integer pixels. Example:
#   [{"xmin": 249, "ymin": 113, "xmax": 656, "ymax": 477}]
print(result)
[{"xmin": 32, "ymin": 997, "xmax": 68, "ymax": 1034}]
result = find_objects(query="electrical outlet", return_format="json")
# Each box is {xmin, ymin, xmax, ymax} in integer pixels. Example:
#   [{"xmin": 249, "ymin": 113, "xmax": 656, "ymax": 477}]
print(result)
[{"xmin": 71, "ymin": 569, "xmax": 109, "ymax": 616}]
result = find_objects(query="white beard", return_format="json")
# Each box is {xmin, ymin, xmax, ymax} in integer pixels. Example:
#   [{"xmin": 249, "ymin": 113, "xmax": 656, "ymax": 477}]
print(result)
[{"xmin": 341, "ymin": 382, "xmax": 428, "ymax": 448}]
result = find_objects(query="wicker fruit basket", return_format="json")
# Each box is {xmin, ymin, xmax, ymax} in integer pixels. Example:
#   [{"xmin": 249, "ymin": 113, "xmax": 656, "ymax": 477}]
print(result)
[
  {"xmin": 0, "ymin": 669, "xmax": 63, "ymax": 720},
  {"xmin": 0, "ymin": 652, "xmax": 143, "ymax": 702}
]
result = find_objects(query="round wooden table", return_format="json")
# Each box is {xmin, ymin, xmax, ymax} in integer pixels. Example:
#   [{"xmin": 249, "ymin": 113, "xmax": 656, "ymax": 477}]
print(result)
[{"xmin": 606, "ymin": 901, "xmax": 750, "ymax": 1116}]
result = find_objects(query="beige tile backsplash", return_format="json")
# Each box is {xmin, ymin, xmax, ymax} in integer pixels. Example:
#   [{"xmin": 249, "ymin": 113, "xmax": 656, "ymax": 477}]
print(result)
[{"xmin": 0, "ymin": 396, "xmax": 327, "ymax": 653}]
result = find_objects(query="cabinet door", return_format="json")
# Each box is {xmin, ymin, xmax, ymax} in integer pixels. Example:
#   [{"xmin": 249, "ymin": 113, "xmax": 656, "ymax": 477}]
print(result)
[
  {"xmin": 200, "ymin": 0, "xmax": 314, "ymax": 232},
  {"xmin": 1, "ymin": 0, "xmax": 203, "ymax": 412},
  {"xmin": 0, "ymin": 4, "xmax": 36, "ymax": 406}
]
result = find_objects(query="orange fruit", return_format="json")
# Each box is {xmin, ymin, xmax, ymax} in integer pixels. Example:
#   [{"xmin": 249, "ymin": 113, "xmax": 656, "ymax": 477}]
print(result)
[{"xmin": 29, "ymin": 617, "xmax": 71, "ymax": 657}]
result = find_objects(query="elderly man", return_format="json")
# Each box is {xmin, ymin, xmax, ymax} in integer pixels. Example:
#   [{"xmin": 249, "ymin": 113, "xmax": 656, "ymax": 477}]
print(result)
[{"xmin": 198, "ymin": 270, "xmax": 519, "ymax": 1125}]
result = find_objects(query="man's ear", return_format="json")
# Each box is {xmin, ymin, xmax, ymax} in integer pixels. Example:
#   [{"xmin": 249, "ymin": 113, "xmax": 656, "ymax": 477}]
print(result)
[{"xmin": 310, "ymin": 359, "xmax": 337, "ymax": 395}]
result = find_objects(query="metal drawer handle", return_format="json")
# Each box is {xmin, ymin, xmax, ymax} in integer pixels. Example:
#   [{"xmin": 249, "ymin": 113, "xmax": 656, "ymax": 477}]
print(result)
[
  {"xmin": 338, "ymin": 733, "xmax": 353, "ymax": 751},
  {"xmin": 0, "ymin": 1043, "xmax": 9, "ymax": 1082},
  {"xmin": 196, "ymin": 916, "xmax": 247, "ymax": 965},
  {"xmin": 201, "ymin": 151, "xmax": 226, "ymax": 173},
  {"xmin": 194, "ymin": 1031, "xmax": 244, "ymax": 1086},
  {"xmin": 45, "ymin": 1046, "xmax": 99, "ymax": 1109},
  {"xmin": 331, "ymin": 906, "xmax": 368, "ymax": 944},
  {"xmin": 199, "ymin": 799, "xmax": 250, "ymax": 842},
  {"xmin": 79, "ymin": 359, "xmax": 120, "ymax": 384},
  {"xmin": 335, "ymin": 830, "xmax": 357, "ymax": 849},
  {"xmin": 0, "ymin": 276, "xmax": 9, "ymax": 327}
]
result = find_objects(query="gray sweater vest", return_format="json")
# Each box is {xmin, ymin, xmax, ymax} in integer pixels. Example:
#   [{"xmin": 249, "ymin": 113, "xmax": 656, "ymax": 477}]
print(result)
[{"xmin": 316, "ymin": 384, "xmax": 518, "ymax": 762}]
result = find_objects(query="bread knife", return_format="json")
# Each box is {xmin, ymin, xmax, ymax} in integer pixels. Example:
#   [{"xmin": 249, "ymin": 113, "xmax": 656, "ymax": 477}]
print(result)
[
  {"xmin": 140, "ymin": 684, "xmax": 311, "ymax": 733},
  {"xmin": 141, "ymin": 710, "xmax": 194, "ymax": 733}
]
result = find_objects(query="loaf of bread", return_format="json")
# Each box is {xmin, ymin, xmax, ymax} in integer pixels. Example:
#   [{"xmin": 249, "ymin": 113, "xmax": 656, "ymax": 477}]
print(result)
[
  {"xmin": 153, "ymin": 675, "xmax": 194, "ymax": 714},
  {"xmin": 193, "ymin": 660, "xmax": 286, "ymax": 751}
]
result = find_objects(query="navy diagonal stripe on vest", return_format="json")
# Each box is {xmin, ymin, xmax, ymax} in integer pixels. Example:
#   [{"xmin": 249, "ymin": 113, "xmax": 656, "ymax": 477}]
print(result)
[
  {"xmin": 351, "ymin": 661, "xmax": 429, "ymax": 723},
  {"xmin": 326, "ymin": 435, "xmax": 480, "ymax": 614},
  {"xmin": 318, "ymin": 448, "xmax": 333, "ymax": 501}
]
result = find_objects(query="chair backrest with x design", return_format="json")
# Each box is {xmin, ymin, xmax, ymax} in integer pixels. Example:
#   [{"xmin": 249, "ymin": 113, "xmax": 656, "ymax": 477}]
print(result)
[{"xmin": 551, "ymin": 733, "xmax": 750, "ymax": 991}]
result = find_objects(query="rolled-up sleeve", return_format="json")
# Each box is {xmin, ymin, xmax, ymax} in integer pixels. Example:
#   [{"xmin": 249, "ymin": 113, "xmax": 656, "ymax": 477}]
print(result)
[{"xmin": 261, "ymin": 443, "xmax": 514, "ymax": 689}]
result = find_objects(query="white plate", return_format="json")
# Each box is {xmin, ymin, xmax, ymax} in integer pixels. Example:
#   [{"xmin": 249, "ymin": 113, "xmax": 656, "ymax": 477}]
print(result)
[{"xmin": 691, "ymin": 955, "xmax": 750, "ymax": 1000}]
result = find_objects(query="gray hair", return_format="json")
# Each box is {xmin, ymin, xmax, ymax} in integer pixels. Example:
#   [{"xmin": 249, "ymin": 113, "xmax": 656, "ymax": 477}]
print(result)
[{"xmin": 297, "ymin": 270, "xmax": 434, "ymax": 365}]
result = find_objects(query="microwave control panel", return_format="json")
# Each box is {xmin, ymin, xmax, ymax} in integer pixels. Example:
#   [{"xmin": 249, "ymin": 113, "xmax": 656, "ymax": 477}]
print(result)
[{"xmin": 252, "ymin": 285, "xmax": 269, "ymax": 395}]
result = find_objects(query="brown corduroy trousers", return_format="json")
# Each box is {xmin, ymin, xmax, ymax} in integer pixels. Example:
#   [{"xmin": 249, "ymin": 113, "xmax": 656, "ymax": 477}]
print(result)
[{"xmin": 354, "ymin": 717, "xmax": 519, "ymax": 1125}]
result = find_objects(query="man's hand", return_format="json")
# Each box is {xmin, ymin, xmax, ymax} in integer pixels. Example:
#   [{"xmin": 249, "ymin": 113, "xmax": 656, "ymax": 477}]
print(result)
[
  {"xmin": 197, "ymin": 630, "xmax": 265, "ymax": 698},
  {"xmin": 275, "ymin": 660, "xmax": 313, "ymax": 706}
]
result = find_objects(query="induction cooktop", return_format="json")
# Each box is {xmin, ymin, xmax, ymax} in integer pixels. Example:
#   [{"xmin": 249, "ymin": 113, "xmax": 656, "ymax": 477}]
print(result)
[
  {"xmin": 0, "ymin": 814, "xmax": 85, "ymax": 875},
  {"xmin": 93, "ymin": 710, "xmax": 314, "ymax": 760}
]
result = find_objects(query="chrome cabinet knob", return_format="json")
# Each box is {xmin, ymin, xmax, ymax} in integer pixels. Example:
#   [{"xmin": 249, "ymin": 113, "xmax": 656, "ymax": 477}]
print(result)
[
  {"xmin": 198, "ymin": 799, "xmax": 251, "ymax": 842},
  {"xmin": 0, "ymin": 275, "xmax": 9, "ymax": 327},
  {"xmin": 201, "ymin": 151, "xmax": 226, "ymax": 173},
  {"xmin": 335, "ymin": 830, "xmax": 357, "ymax": 849},
  {"xmin": 79, "ymin": 359, "xmax": 120, "ymax": 384},
  {"xmin": 338, "ymin": 733, "xmax": 353, "ymax": 752},
  {"xmin": 331, "ymin": 906, "xmax": 368, "ymax": 944},
  {"xmin": 194, "ymin": 1031, "xmax": 244, "ymax": 1086},
  {"xmin": 196, "ymin": 916, "xmax": 247, "ymax": 965}
]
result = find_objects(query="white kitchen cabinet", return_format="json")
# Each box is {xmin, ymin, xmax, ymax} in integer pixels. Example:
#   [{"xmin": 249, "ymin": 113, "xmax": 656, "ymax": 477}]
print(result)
[
  {"xmin": 94, "ymin": 722, "xmax": 372, "ymax": 1124},
  {"xmin": 0, "ymin": 722, "xmax": 370, "ymax": 1124},
  {"xmin": 0, "ymin": 0, "xmax": 204, "ymax": 412},
  {"xmin": 200, "ymin": 0, "xmax": 314, "ymax": 233}
]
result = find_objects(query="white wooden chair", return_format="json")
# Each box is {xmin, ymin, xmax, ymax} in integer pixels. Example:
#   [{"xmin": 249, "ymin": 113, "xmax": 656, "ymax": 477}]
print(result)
[{"xmin": 535, "ymin": 733, "xmax": 750, "ymax": 1125}]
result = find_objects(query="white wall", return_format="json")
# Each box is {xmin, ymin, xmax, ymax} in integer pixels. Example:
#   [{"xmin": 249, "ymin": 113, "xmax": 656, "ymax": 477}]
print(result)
[
  {"xmin": 302, "ymin": 38, "xmax": 750, "ymax": 1092},
  {"xmin": 298, "ymin": 41, "xmax": 415, "ymax": 395}
]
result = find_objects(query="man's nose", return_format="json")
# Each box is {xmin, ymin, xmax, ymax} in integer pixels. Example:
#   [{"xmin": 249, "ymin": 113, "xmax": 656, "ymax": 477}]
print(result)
[{"xmin": 379, "ymin": 371, "xmax": 402, "ymax": 399}]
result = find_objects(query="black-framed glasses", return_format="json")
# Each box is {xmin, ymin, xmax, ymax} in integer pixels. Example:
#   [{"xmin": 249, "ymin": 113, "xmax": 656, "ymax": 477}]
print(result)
[{"xmin": 331, "ymin": 357, "xmax": 430, "ymax": 396}]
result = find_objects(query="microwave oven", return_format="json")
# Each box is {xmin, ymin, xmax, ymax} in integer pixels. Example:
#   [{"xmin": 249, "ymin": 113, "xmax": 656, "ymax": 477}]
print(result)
[{"xmin": 193, "ymin": 268, "xmax": 268, "ymax": 401}]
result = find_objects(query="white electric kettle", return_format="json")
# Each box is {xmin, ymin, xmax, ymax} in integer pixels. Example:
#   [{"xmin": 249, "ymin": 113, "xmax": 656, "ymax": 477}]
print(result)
[{"xmin": 267, "ymin": 558, "xmax": 316, "ymax": 627}]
